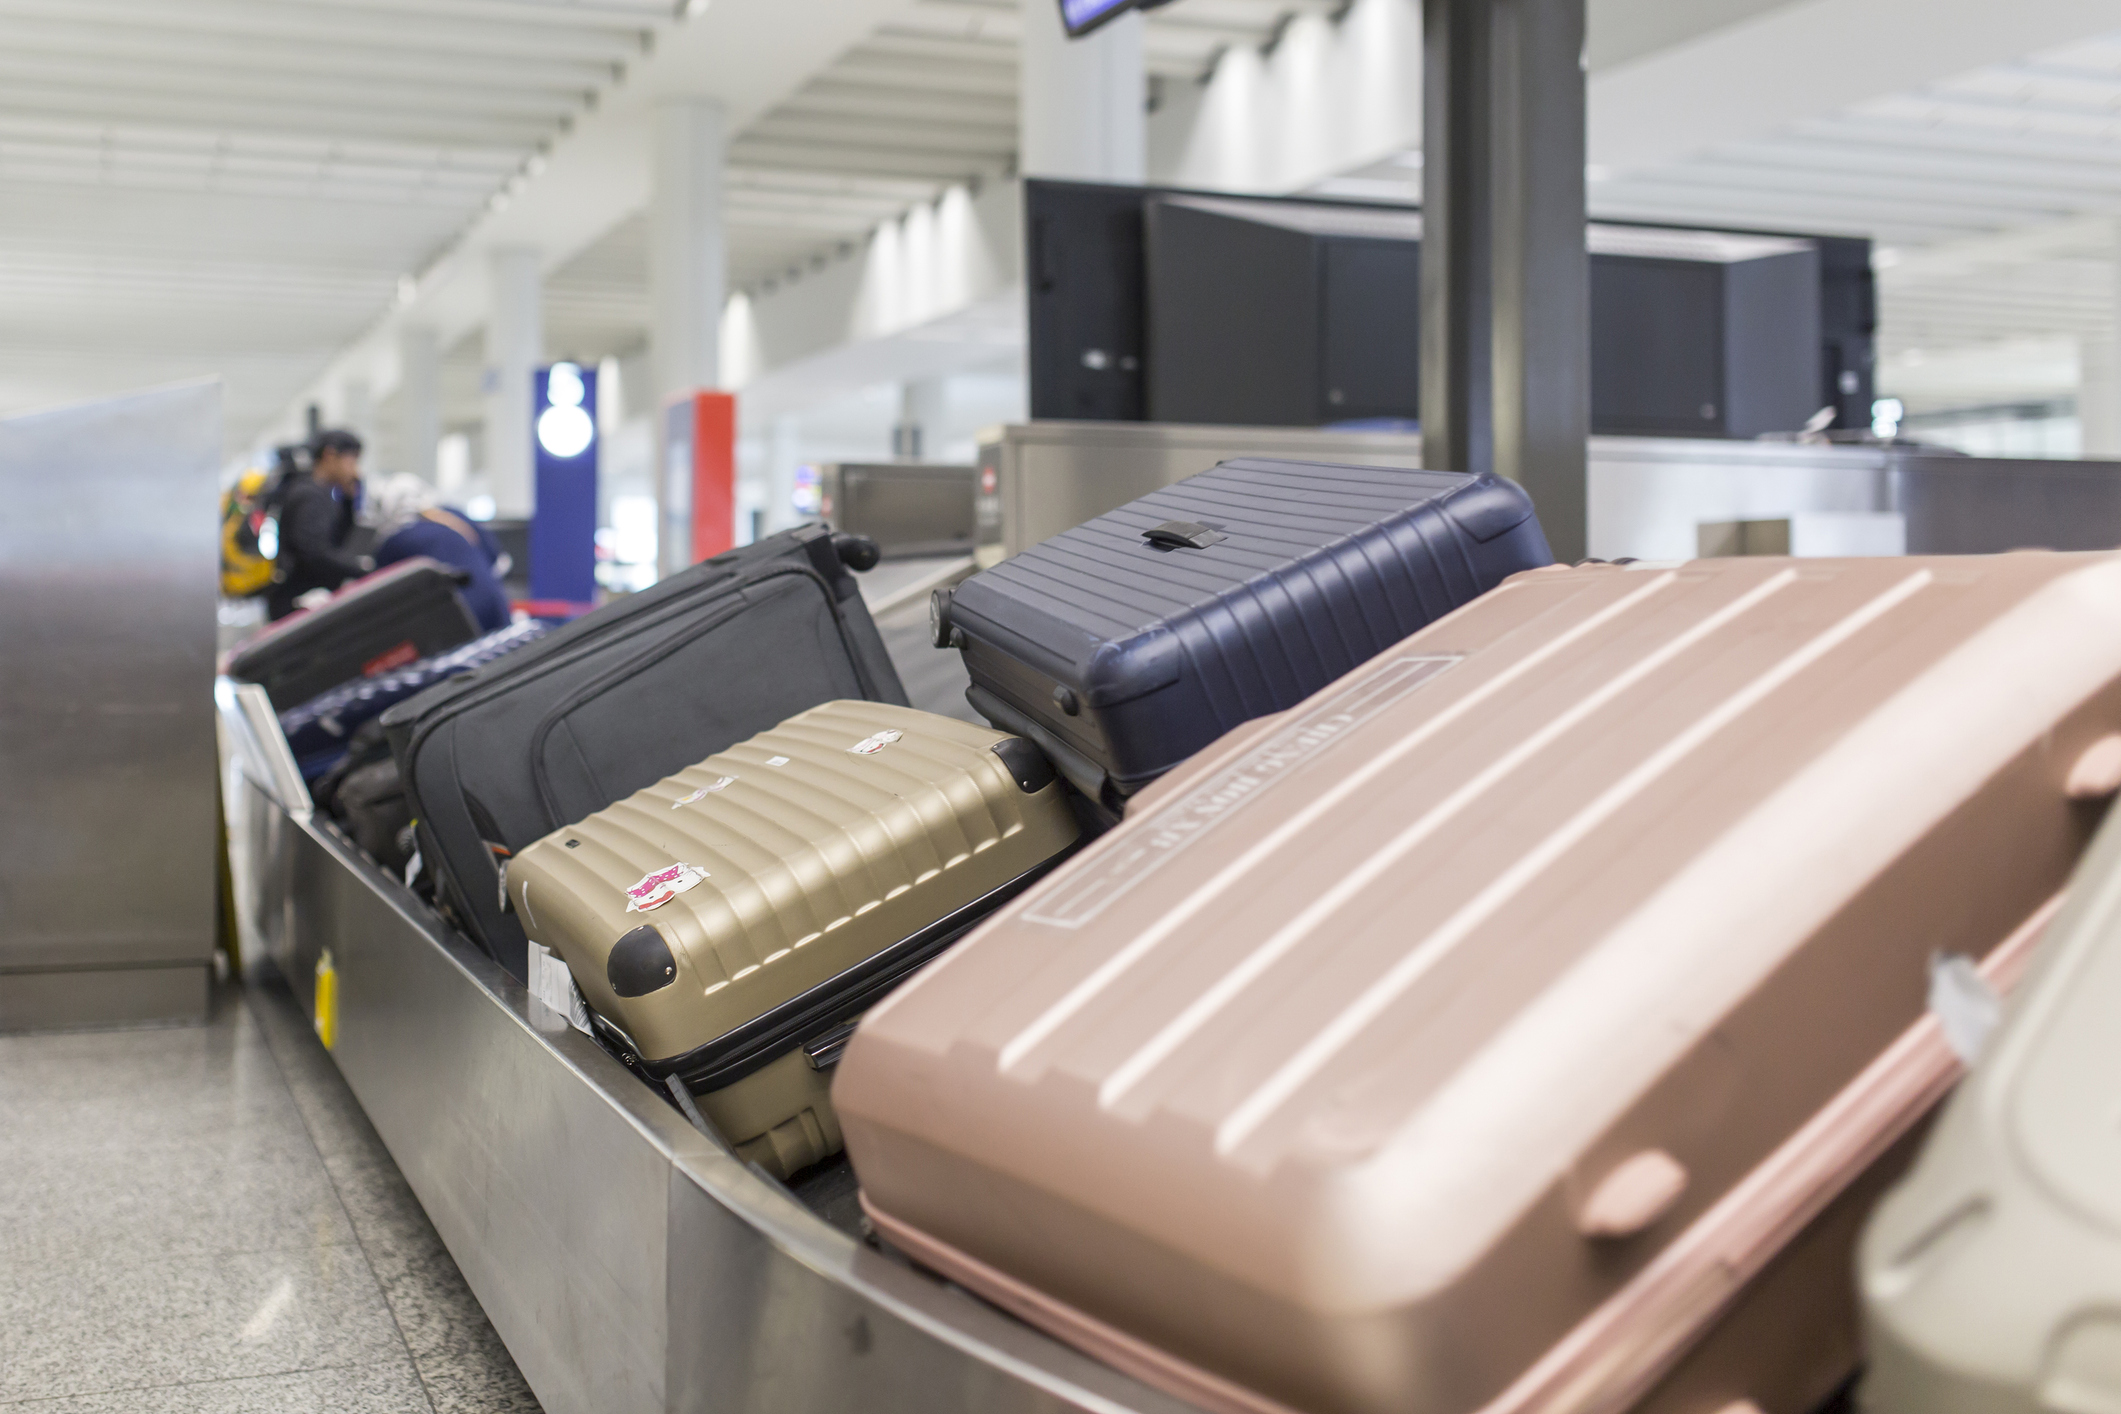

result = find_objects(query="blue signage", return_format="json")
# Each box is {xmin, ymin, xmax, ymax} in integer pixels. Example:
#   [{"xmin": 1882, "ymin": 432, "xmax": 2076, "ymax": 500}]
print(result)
[{"xmin": 531, "ymin": 362, "xmax": 598, "ymax": 604}]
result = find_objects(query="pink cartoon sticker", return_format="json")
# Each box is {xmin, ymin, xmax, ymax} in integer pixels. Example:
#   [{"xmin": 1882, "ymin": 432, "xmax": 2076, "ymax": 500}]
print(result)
[{"xmin": 624, "ymin": 862, "xmax": 710, "ymax": 912}]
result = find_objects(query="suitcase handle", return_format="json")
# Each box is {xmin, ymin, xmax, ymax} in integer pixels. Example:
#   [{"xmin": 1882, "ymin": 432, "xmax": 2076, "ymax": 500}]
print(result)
[
  {"xmin": 832, "ymin": 532, "xmax": 882, "ymax": 572},
  {"xmin": 1141, "ymin": 520, "xmax": 1227, "ymax": 551}
]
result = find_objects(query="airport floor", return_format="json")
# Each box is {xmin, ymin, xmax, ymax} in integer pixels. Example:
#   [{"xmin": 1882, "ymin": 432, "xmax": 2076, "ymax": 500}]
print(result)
[{"xmin": 0, "ymin": 976, "xmax": 540, "ymax": 1413}]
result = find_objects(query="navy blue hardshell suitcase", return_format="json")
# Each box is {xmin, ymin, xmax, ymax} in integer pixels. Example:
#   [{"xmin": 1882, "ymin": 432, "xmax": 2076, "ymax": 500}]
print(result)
[
  {"xmin": 931, "ymin": 458, "xmax": 1551, "ymax": 807},
  {"xmin": 280, "ymin": 618, "xmax": 551, "ymax": 782}
]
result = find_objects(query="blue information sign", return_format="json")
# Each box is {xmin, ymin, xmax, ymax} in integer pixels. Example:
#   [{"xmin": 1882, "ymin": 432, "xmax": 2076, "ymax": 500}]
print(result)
[{"xmin": 530, "ymin": 362, "xmax": 598, "ymax": 604}]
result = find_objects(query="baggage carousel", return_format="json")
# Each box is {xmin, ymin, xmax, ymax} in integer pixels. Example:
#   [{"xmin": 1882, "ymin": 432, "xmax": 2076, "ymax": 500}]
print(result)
[{"xmin": 216, "ymin": 565, "xmax": 1190, "ymax": 1414}]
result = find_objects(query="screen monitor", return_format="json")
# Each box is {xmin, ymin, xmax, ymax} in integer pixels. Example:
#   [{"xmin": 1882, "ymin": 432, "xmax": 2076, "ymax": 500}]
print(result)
[{"xmin": 1058, "ymin": 0, "xmax": 1139, "ymax": 37}]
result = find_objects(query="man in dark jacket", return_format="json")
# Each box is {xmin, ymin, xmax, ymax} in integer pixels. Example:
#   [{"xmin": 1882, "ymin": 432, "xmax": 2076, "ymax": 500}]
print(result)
[{"xmin": 266, "ymin": 428, "xmax": 370, "ymax": 620}]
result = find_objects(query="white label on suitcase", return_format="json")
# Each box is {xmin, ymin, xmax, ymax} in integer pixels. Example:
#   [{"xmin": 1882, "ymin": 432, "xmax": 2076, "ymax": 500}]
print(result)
[
  {"xmin": 849, "ymin": 729, "xmax": 904, "ymax": 755},
  {"xmin": 1024, "ymin": 656, "xmax": 1461, "ymax": 929},
  {"xmin": 766, "ymin": 755, "xmax": 790, "ymax": 767},
  {"xmin": 625, "ymin": 862, "xmax": 710, "ymax": 912},
  {"xmin": 673, "ymin": 777, "xmax": 736, "ymax": 807},
  {"xmin": 527, "ymin": 943, "xmax": 592, "ymax": 1035}
]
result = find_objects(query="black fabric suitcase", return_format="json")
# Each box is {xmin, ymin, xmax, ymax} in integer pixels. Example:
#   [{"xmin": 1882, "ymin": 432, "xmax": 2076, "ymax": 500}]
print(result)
[
  {"xmin": 279, "ymin": 618, "xmax": 550, "ymax": 781},
  {"xmin": 225, "ymin": 557, "xmax": 478, "ymax": 710},
  {"xmin": 381, "ymin": 525, "xmax": 905, "ymax": 981},
  {"xmin": 930, "ymin": 458, "xmax": 1551, "ymax": 807}
]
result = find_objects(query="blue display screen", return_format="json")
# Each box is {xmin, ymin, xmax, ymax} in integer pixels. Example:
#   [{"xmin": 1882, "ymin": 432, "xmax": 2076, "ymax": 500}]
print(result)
[{"xmin": 1059, "ymin": 0, "xmax": 1136, "ymax": 36}]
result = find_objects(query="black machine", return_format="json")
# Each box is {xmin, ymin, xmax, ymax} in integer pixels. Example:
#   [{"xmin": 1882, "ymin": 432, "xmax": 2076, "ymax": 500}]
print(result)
[{"xmin": 1026, "ymin": 178, "xmax": 1876, "ymax": 437}]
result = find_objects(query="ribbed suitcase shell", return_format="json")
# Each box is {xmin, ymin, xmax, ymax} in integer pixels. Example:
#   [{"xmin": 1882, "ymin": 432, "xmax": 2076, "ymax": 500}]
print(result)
[
  {"xmin": 381, "ymin": 526, "xmax": 904, "ymax": 981},
  {"xmin": 839, "ymin": 553, "xmax": 2121, "ymax": 1414},
  {"xmin": 1860, "ymin": 792, "xmax": 2121, "ymax": 1414},
  {"xmin": 938, "ymin": 458, "xmax": 1550, "ymax": 804},
  {"xmin": 280, "ymin": 618, "xmax": 550, "ymax": 780},
  {"xmin": 225, "ymin": 556, "xmax": 477, "ymax": 710},
  {"xmin": 511, "ymin": 700, "xmax": 1079, "ymax": 1178}
]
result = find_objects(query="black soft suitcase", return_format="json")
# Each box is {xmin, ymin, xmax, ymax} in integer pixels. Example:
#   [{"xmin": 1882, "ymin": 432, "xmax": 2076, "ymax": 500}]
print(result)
[
  {"xmin": 381, "ymin": 525, "xmax": 904, "ymax": 980},
  {"xmin": 930, "ymin": 458, "xmax": 1551, "ymax": 807},
  {"xmin": 225, "ymin": 557, "xmax": 478, "ymax": 710}
]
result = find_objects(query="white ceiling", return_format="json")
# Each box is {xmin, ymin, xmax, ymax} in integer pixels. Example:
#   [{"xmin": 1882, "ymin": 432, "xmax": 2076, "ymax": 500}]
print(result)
[
  {"xmin": 0, "ymin": 0, "xmax": 1329, "ymax": 448},
  {"xmin": 11, "ymin": 0, "xmax": 2121, "ymax": 446},
  {"xmin": 0, "ymin": 0, "xmax": 668, "ymax": 441},
  {"xmin": 541, "ymin": 0, "xmax": 1335, "ymax": 363}
]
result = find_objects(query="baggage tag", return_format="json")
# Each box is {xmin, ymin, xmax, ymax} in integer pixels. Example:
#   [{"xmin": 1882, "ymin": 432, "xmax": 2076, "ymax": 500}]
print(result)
[
  {"xmin": 527, "ymin": 942, "xmax": 591, "ymax": 1035},
  {"xmin": 1928, "ymin": 952, "xmax": 2003, "ymax": 1065}
]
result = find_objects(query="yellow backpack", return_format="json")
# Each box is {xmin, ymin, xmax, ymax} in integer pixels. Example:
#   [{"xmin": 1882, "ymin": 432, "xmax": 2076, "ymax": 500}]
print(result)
[{"xmin": 219, "ymin": 467, "xmax": 279, "ymax": 598}]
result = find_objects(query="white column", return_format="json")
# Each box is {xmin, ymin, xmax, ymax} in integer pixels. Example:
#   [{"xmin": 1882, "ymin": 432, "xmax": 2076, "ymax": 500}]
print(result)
[
  {"xmin": 340, "ymin": 376, "xmax": 374, "ymax": 451},
  {"xmin": 650, "ymin": 97, "xmax": 729, "ymax": 574},
  {"xmin": 396, "ymin": 324, "xmax": 441, "ymax": 483},
  {"xmin": 2083, "ymin": 336, "xmax": 2121, "ymax": 457},
  {"xmin": 1020, "ymin": 0, "xmax": 1145, "ymax": 182},
  {"xmin": 767, "ymin": 414, "xmax": 801, "ymax": 533},
  {"xmin": 484, "ymin": 246, "xmax": 542, "ymax": 518},
  {"xmin": 894, "ymin": 376, "xmax": 949, "ymax": 460},
  {"xmin": 2084, "ymin": 233, "xmax": 2121, "ymax": 458}
]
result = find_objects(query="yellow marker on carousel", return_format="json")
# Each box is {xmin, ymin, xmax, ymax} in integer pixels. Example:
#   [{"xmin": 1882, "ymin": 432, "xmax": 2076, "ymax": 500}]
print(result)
[{"xmin": 313, "ymin": 948, "xmax": 338, "ymax": 1051}]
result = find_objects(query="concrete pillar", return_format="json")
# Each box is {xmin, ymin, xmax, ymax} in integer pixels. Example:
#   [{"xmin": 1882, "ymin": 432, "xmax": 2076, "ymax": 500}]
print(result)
[
  {"xmin": 767, "ymin": 414, "xmax": 802, "ymax": 534},
  {"xmin": 484, "ymin": 247, "xmax": 542, "ymax": 518},
  {"xmin": 1421, "ymin": 0, "xmax": 1589, "ymax": 560},
  {"xmin": 2083, "ymin": 335, "xmax": 2121, "ymax": 457},
  {"xmin": 340, "ymin": 376, "xmax": 374, "ymax": 452},
  {"xmin": 1019, "ymin": 0, "xmax": 1145, "ymax": 182},
  {"xmin": 894, "ymin": 377, "xmax": 949, "ymax": 460},
  {"xmin": 650, "ymin": 97, "xmax": 729, "ymax": 574},
  {"xmin": 396, "ymin": 324, "xmax": 441, "ymax": 483}
]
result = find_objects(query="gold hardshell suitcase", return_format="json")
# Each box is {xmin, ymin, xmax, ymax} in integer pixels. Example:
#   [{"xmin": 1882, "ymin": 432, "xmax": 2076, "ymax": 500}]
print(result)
[{"xmin": 509, "ymin": 700, "xmax": 1080, "ymax": 1177}]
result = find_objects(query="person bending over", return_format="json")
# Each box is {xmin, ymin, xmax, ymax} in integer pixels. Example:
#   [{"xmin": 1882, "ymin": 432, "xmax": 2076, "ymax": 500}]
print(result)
[{"xmin": 365, "ymin": 473, "xmax": 513, "ymax": 632}]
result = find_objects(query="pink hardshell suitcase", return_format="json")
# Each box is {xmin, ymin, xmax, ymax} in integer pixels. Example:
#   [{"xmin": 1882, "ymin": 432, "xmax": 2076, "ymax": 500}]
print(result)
[{"xmin": 835, "ymin": 553, "xmax": 2121, "ymax": 1414}]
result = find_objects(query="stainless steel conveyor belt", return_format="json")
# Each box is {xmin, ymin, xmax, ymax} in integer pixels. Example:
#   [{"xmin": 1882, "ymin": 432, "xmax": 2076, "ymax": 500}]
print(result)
[{"xmin": 217, "ymin": 685, "xmax": 1185, "ymax": 1414}]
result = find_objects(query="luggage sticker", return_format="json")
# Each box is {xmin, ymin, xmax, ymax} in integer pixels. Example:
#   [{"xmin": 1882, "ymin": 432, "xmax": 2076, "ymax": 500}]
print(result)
[
  {"xmin": 672, "ymin": 777, "xmax": 736, "ymax": 808},
  {"xmin": 848, "ymin": 729, "xmax": 904, "ymax": 756},
  {"xmin": 766, "ymin": 755, "xmax": 790, "ymax": 767},
  {"xmin": 625, "ymin": 862, "xmax": 710, "ymax": 912}
]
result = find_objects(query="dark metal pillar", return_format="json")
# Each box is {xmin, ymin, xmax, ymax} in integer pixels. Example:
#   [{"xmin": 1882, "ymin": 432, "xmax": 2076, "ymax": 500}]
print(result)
[{"xmin": 1421, "ymin": 0, "xmax": 1589, "ymax": 561}]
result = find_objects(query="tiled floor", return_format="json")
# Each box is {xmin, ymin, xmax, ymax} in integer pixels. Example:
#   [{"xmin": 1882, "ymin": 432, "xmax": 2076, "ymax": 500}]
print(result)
[{"xmin": 0, "ymin": 979, "xmax": 540, "ymax": 1412}]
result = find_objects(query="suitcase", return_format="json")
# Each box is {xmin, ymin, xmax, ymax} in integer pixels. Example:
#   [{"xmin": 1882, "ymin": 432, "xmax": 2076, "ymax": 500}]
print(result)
[
  {"xmin": 508, "ymin": 700, "xmax": 1080, "ymax": 1178},
  {"xmin": 928, "ymin": 458, "xmax": 1551, "ymax": 808},
  {"xmin": 279, "ymin": 618, "xmax": 550, "ymax": 781},
  {"xmin": 224, "ymin": 556, "xmax": 479, "ymax": 710},
  {"xmin": 332, "ymin": 757, "xmax": 416, "ymax": 877},
  {"xmin": 837, "ymin": 553, "xmax": 2121, "ymax": 1414},
  {"xmin": 381, "ymin": 526, "xmax": 904, "ymax": 982},
  {"xmin": 1859, "ymin": 783, "xmax": 2121, "ymax": 1414}
]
